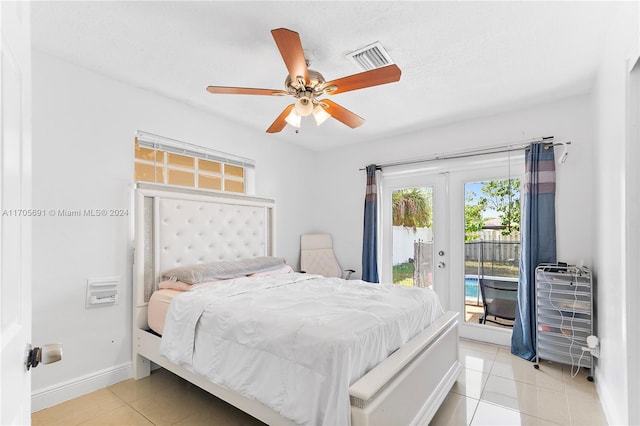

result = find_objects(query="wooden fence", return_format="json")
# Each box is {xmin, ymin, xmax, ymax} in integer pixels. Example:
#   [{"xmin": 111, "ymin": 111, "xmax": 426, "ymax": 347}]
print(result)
[{"xmin": 465, "ymin": 232, "xmax": 520, "ymax": 264}]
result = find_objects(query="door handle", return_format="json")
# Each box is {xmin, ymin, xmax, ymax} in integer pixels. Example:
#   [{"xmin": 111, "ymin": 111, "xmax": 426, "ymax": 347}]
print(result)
[
  {"xmin": 437, "ymin": 262, "xmax": 446, "ymax": 269},
  {"xmin": 26, "ymin": 343, "xmax": 63, "ymax": 370}
]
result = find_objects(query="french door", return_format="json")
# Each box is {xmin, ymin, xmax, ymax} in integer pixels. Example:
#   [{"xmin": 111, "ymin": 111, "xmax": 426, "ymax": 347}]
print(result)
[
  {"xmin": 381, "ymin": 155, "xmax": 523, "ymax": 346},
  {"xmin": 448, "ymin": 167, "xmax": 521, "ymax": 346},
  {"xmin": 381, "ymin": 172, "xmax": 449, "ymax": 309}
]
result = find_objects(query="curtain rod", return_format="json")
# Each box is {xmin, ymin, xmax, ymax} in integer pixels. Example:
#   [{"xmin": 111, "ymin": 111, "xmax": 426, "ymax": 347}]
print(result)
[{"xmin": 359, "ymin": 136, "xmax": 571, "ymax": 171}]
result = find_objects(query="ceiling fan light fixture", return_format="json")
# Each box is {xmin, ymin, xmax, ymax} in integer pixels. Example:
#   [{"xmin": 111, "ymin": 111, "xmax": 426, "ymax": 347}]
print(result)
[
  {"xmin": 312, "ymin": 104, "xmax": 331, "ymax": 126},
  {"xmin": 285, "ymin": 109, "xmax": 302, "ymax": 128},
  {"xmin": 206, "ymin": 28, "xmax": 402, "ymax": 134},
  {"xmin": 294, "ymin": 97, "xmax": 314, "ymax": 116}
]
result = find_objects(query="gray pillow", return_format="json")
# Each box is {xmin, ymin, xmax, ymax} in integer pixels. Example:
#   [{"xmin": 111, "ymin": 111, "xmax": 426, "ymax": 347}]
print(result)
[{"xmin": 163, "ymin": 256, "xmax": 286, "ymax": 284}]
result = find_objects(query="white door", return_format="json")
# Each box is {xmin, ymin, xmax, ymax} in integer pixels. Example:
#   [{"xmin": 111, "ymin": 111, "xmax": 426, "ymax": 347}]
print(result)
[
  {"xmin": 381, "ymin": 172, "xmax": 449, "ymax": 308},
  {"xmin": 449, "ymin": 166, "xmax": 522, "ymax": 346},
  {"xmin": 1, "ymin": 1, "xmax": 33, "ymax": 424},
  {"xmin": 381, "ymin": 154, "xmax": 523, "ymax": 346}
]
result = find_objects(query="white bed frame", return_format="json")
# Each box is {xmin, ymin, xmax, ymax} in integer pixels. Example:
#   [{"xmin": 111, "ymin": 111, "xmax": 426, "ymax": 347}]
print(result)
[{"xmin": 132, "ymin": 183, "xmax": 460, "ymax": 425}]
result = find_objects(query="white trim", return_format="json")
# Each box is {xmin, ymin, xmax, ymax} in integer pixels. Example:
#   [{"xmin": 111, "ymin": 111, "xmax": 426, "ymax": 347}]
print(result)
[
  {"xmin": 31, "ymin": 362, "xmax": 131, "ymax": 413},
  {"xmin": 624, "ymin": 56, "xmax": 640, "ymax": 426},
  {"xmin": 628, "ymin": 52, "xmax": 640, "ymax": 73}
]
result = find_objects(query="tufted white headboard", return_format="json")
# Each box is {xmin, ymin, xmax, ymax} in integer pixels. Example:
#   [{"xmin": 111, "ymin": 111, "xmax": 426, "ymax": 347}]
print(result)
[
  {"xmin": 133, "ymin": 183, "xmax": 275, "ymax": 329},
  {"xmin": 158, "ymin": 197, "xmax": 270, "ymax": 271}
]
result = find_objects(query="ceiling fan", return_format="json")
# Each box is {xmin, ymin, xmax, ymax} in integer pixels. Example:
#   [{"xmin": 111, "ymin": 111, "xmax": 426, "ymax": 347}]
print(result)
[{"xmin": 206, "ymin": 28, "xmax": 402, "ymax": 133}]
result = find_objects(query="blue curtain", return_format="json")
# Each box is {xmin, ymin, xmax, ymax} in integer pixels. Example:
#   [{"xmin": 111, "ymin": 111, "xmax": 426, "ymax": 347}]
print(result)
[
  {"xmin": 362, "ymin": 165, "xmax": 379, "ymax": 283},
  {"xmin": 511, "ymin": 143, "xmax": 557, "ymax": 360}
]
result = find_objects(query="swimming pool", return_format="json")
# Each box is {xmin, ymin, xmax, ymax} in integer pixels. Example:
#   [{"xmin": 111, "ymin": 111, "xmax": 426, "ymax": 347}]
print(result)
[
  {"xmin": 465, "ymin": 277, "xmax": 479, "ymax": 298},
  {"xmin": 465, "ymin": 276, "xmax": 518, "ymax": 299}
]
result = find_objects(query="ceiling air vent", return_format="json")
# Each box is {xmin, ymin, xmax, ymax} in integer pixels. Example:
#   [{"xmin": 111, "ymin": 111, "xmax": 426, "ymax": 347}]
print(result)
[{"xmin": 346, "ymin": 41, "xmax": 394, "ymax": 71}]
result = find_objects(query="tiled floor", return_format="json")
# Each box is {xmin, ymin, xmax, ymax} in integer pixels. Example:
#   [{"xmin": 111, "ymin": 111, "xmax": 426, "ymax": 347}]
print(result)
[
  {"xmin": 31, "ymin": 368, "xmax": 265, "ymax": 426},
  {"xmin": 430, "ymin": 339, "xmax": 607, "ymax": 426},
  {"xmin": 32, "ymin": 339, "xmax": 607, "ymax": 425}
]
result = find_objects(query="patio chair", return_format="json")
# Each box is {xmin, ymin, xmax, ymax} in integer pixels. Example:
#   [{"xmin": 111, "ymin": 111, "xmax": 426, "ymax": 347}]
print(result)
[
  {"xmin": 479, "ymin": 278, "xmax": 518, "ymax": 326},
  {"xmin": 300, "ymin": 233, "xmax": 355, "ymax": 279}
]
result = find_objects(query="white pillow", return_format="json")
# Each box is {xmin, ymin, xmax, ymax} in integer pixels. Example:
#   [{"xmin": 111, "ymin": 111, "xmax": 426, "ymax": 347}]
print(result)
[{"xmin": 163, "ymin": 256, "xmax": 287, "ymax": 284}]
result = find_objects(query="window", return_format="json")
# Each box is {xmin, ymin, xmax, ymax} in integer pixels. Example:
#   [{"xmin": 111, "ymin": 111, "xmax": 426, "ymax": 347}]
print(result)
[{"xmin": 134, "ymin": 131, "xmax": 255, "ymax": 194}]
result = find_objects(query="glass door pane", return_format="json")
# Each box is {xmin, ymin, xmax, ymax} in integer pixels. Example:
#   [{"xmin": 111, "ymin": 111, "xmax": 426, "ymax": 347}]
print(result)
[
  {"xmin": 391, "ymin": 187, "xmax": 434, "ymax": 288},
  {"xmin": 381, "ymin": 173, "xmax": 448, "ymax": 308},
  {"xmin": 463, "ymin": 179, "xmax": 520, "ymax": 327}
]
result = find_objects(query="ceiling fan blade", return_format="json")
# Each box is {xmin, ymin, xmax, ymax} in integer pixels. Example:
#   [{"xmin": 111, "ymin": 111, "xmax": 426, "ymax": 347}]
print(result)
[
  {"xmin": 321, "ymin": 99, "xmax": 365, "ymax": 128},
  {"xmin": 266, "ymin": 104, "xmax": 295, "ymax": 133},
  {"xmin": 206, "ymin": 86, "xmax": 287, "ymax": 96},
  {"xmin": 271, "ymin": 28, "xmax": 309, "ymax": 85},
  {"xmin": 324, "ymin": 64, "xmax": 402, "ymax": 95}
]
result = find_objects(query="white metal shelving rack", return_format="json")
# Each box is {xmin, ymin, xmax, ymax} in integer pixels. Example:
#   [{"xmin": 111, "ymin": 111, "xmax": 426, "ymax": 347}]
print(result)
[{"xmin": 534, "ymin": 263, "xmax": 594, "ymax": 380}]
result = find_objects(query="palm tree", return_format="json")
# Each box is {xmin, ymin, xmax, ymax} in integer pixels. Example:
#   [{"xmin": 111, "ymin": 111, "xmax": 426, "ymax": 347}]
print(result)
[{"xmin": 392, "ymin": 188, "xmax": 432, "ymax": 229}]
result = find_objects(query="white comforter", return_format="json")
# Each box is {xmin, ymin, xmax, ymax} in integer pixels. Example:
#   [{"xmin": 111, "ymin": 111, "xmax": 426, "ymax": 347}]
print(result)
[{"xmin": 160, "ymin": 273, "xmax": 444, "ymax": 426}]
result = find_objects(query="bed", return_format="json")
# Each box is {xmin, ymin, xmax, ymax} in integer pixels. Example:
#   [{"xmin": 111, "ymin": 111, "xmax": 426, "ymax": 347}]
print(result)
[{"xmin": 133, "ymin": 183, "xmax": 460, "ymax": 425}]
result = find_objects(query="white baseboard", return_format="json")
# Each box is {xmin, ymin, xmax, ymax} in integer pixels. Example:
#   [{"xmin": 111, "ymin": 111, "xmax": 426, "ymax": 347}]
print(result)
[{"xmin": 31, "ymin": 362, "xmax": 132, "ymax": 413}]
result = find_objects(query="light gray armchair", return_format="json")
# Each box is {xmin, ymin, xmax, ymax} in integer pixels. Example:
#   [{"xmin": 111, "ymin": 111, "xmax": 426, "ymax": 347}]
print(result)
[{"xmin": 300, "ymin": 233, "xmax": 355, "ymax": 279}]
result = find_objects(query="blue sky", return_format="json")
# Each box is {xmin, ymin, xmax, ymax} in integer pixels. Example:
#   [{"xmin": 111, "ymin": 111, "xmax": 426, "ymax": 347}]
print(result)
[{"xmin": 465, "ymin": 181, "xmax": 499, "ymax": 219}]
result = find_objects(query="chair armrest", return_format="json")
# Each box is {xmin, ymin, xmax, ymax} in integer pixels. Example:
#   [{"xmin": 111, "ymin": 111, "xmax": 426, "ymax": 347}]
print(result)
[{"xmin": 344, "ymin": 269, "xmax": 356, "ymax": 280}]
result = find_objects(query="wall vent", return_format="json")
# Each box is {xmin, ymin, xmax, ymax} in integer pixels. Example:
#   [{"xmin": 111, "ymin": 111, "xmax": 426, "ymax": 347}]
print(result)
[{"xmin": 346, "ymin": 42, "xmax": 394, "ymax": 71}]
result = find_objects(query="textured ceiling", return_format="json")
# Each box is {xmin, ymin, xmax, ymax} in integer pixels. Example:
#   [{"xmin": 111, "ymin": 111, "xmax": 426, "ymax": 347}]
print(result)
[{"xmin": 31, "ymin": 1, "xmax": 621, "ymax": 151}]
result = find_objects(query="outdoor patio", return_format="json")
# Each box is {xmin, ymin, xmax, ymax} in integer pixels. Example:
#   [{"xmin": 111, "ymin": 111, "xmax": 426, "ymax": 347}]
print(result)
[{"xmin": 465, "ymin": 301, "xmax": 515, "ymax": 328}]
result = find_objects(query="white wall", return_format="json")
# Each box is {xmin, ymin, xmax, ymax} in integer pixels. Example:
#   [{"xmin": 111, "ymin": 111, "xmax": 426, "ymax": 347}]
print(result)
[
  {"xmin": 30, "ymin": 52, "xmax": 318, "ymax": 407},
  {"xmin": 592, "ymin": 3, "xmax": 640, "ymax": 425},
  {"xmin": 393, "ymin": 226, "xmax": 432, "ymax": 265},
  {"xmin": 315, "ymin": 94, "xmax": 596, "ymax": 286}
]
